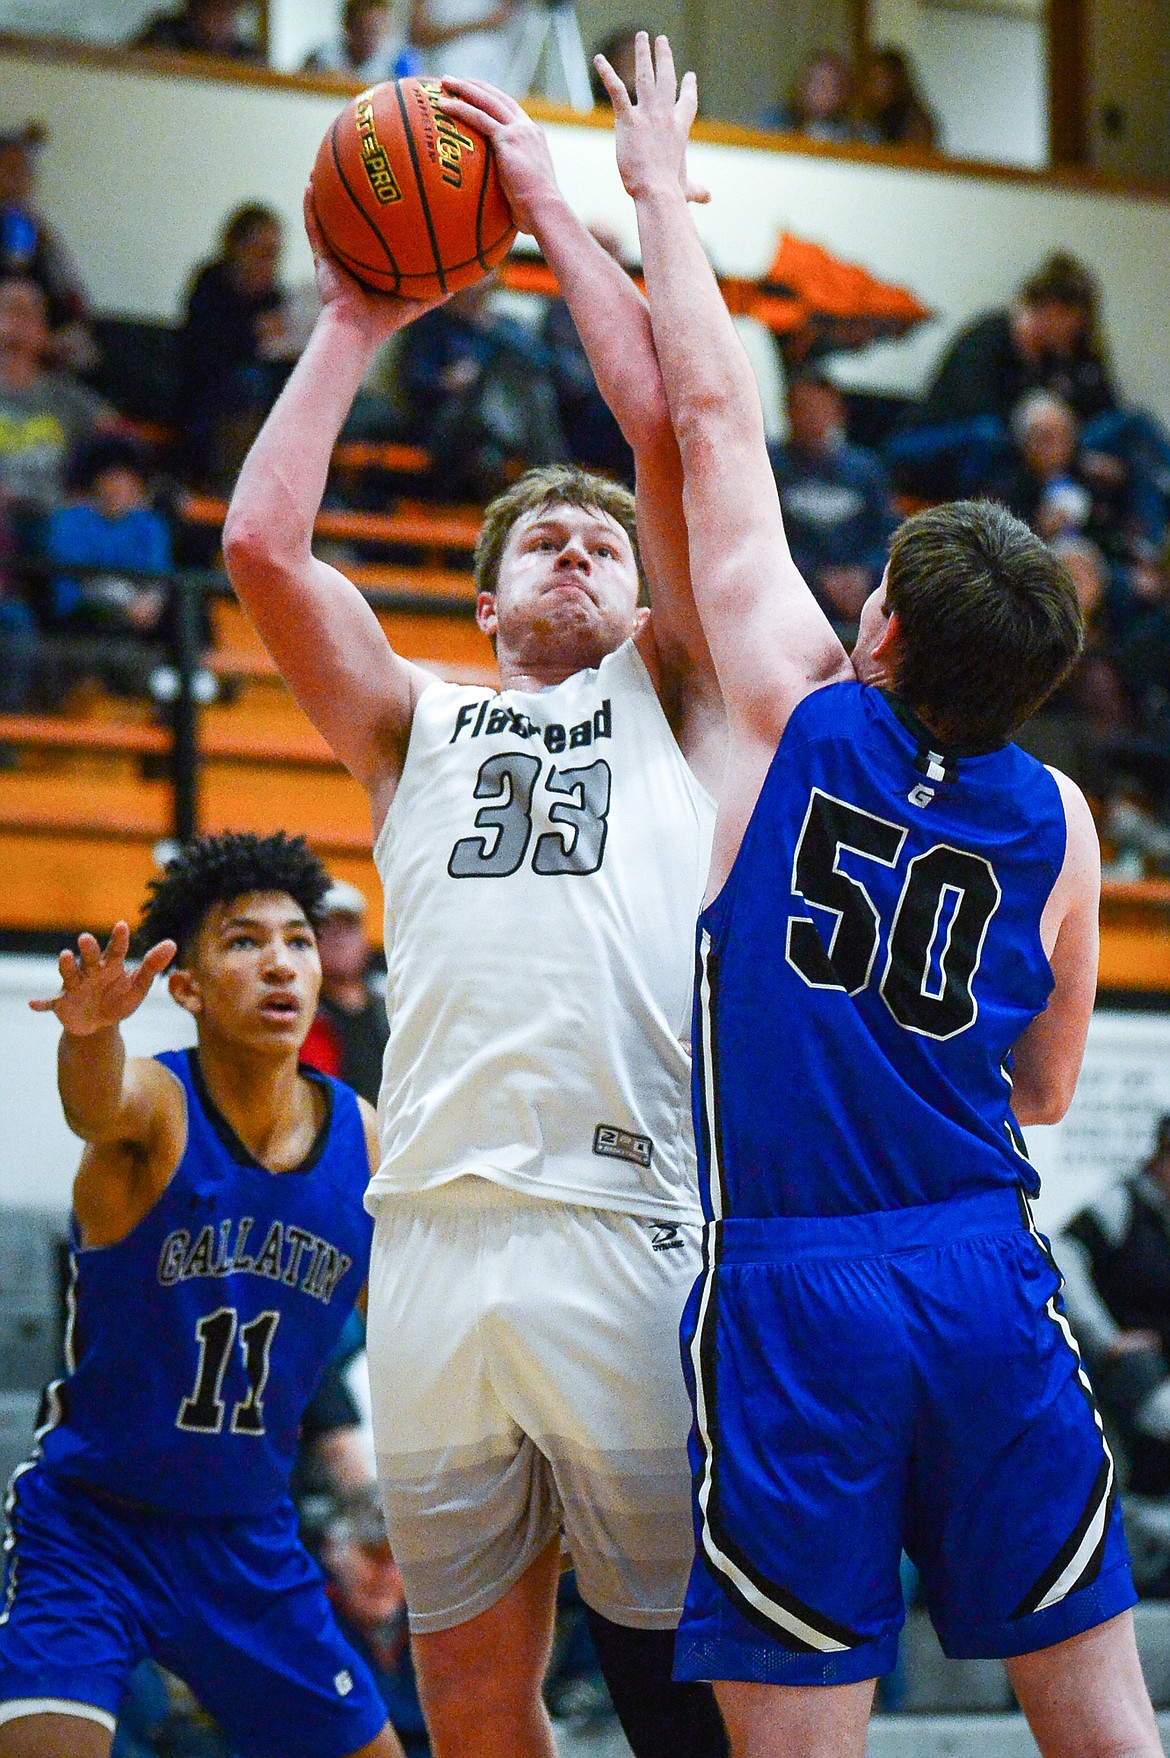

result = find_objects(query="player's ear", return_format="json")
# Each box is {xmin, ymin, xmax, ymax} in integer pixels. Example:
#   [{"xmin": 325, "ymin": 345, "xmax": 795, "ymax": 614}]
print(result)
[
  {"xmin": 168, "ymin": 966, "xmax": 202, "ymax": 1017},
  {"xmin": 872, "ymin": 606, "xmax": 901, "ymax": 666},
  {"xmin": 475, "ymin": 590, "xmax": 498, "ymax": 639}
]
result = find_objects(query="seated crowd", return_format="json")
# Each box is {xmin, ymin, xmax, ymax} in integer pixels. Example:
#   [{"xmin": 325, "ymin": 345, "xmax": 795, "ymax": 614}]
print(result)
[{"xmin": 2, "ymin": 98, "xmax": 1169, "ymax": 876}]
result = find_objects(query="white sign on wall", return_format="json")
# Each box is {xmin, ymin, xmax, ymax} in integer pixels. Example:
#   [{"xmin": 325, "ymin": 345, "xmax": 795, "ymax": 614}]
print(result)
[{"xmin": 1027, "ymin": 1009, "xmax": 1170, "ymax": 1233}]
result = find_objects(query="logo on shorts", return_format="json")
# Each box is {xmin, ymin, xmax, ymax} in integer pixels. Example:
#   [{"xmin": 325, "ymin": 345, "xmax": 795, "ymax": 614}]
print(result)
[
  {"xmin": 593, "ymin": 1124, "xmax": 653, "ymax": 1170},
  {"xmin": 649, "ymin": 1222, "xmax": 684, "ymax": 1253},
  {"xmin": 334, "ymin": 1670, "xmax": 354, "ymax": 1697}
]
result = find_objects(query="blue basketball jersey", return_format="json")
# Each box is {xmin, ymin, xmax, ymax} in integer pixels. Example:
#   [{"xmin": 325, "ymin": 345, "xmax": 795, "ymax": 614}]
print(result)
[
  {"xmin": 38, "ymin": 1049, "xmax": 373, "ymax": 1517},
  {"xmin": 694, "ymin": 682, "xmax": 1067, "ymax": 1220}
]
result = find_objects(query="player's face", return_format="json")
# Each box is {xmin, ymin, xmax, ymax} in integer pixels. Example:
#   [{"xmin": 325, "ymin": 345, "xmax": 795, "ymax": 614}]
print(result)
[
  {"xmin": 485, "ymin": 504, "xmax": 641, "ymax": 672},
  {"xmin": 179, "ymin": 891, "xmax": 322, "ymax": 1053}
]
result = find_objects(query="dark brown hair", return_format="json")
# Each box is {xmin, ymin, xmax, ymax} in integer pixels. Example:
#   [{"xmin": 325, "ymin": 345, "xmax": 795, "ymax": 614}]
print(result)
[
  {"xmin": 474, "ymin": 464, "xmax": 644, "ymax": 602},
  {"xmin": 884, "ymin": 500, "xmax": 1083, "ymax": 746}
]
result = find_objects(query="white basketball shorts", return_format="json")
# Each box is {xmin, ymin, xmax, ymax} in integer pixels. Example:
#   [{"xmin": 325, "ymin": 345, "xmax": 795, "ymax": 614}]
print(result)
[{"xmin": 365, "ymin": 1176, "xmax": 702, "ymax": 1634}]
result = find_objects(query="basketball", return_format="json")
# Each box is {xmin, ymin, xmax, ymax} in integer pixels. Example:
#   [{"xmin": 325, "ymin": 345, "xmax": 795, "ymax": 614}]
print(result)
[{"xmin": 310, "ymin": 78, "xmax": 517, "ymax": 299}]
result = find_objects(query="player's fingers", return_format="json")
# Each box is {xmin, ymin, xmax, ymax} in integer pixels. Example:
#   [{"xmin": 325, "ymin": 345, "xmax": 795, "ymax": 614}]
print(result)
[
  {"xmin": 632, "ymin": 30, "xmax": 654, "ymax": 100},
  {"xmin": 77, "ymin": 932, "xmax": 102, "ymax": 971},
  {"xmin": 684, "ymin": 176, "xmax": 712, "ymax": 205},
  {"xmin": 303, "ymin": 184, "xmax": 326, "ymax": 254},
  {"xmin": 105, "ymin": 921, "xmax": 131, "ymax": 963},
  {"xmin": 440, "ymin": 76, "xmax": 517, "ymax": 125},
  {"xmin": 438, "ymin": 94, "xmax": 502, "ymax": 139},
  {"xmin": 678, "ymin": 68, "xmax": 699, "ymax": 131},
  {"xmin": 28, "ymin": 995, "xmax": 60, "ymax": 1013},
  {"xmin": 593, "ymin": 55, "xmax": 631, "ymax": 115},
  {"xmin": 654, "ymin": 33, "xmax": 678, "ymax": 102},
  {"xmin": 141, "ymin": 938, "xmax": 178, "ymax": 980},
  {"xmin": 57, "ymin": 947, "xmax": 78, "ymax": 983}
]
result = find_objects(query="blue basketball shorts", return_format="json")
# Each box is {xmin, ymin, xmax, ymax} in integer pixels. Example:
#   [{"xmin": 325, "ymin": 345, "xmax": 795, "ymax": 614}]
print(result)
[
  {"xmin": 0, "ymin": 1465, "xmax": 388, "ymax": 1757},
  {"xmin": 675, "ymin": 1187, "xmax": 1137, "ymax": 1687}
]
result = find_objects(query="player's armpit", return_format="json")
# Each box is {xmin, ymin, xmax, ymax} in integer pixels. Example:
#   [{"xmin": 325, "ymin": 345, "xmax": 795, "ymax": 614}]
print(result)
[
  {"xmin": 1010, "ymin": 772, "xmax": 1100, "ymax": 1127},
  {"xmin": 358, "ymin": 1096, "xmax": 381, "ymax": 1180},
  {"xmin": 223, "ymin": 540, "xmax": 429, "ymax": 814}
]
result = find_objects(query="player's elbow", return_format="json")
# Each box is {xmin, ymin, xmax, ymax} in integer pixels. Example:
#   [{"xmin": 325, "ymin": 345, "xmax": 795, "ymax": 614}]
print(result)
[
  {"xmin": 223, "ymin": 506, "xmax": 300, "ymax": 591},
  {"xmin": 1013, "ymin": 1071, "xmax": 1077, "ymax": 1128}
]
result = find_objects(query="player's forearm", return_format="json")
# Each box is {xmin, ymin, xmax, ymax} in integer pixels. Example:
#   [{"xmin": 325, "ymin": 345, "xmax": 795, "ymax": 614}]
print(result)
[
  {"xmin": 224, "ymin": 306, "xmax": 379, "ymax": 579},
  {"xmin": 633, "ymin": 182, "xmax": 766, "ymax": 468},
  {"xmin": 525, "ymin": 187, "xmax": 670, "ymax": 451},
  {"xmin": 59, "ymin": 1025, "xmax": 128, "ymax": 1141}
]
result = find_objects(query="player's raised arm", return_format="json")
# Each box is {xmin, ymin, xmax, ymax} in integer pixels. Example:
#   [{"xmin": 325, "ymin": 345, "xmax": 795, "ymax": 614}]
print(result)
[
  {"xmin": 30, "ymin": 922, "xmax": 178, "ymax": 1144},
  {"xmin": 437, "ymin": 81, "xmax": 723, "ymax": 778},
  {"xmin": 597, "ymin": 37, "xmax": 852, "ymax": 762},
  {"xmin": 223, "ymin": 203, "xmax": 439, "ymax": 825}
]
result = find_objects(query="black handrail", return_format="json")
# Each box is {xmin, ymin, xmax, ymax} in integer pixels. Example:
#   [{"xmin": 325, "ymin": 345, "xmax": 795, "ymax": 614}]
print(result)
[{"xmin": 7, "ymin": 562, "xmax": 478, "ymax": 843}]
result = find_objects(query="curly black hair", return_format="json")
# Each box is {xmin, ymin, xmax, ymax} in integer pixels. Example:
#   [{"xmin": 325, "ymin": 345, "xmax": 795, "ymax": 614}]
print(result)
[{"xmin": 135, "ymin": 831, "xmax": 332, "ymax": 958}]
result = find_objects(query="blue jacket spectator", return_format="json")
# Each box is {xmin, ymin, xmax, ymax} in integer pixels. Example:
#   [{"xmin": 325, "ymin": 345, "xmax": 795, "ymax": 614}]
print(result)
[
  {"xmin": 46, "ymin": 435, "xmax": 171, "ymax": 633},
  {"xmin": 769, "ymin": 371, "xmax": 897, "ymax": 625}
]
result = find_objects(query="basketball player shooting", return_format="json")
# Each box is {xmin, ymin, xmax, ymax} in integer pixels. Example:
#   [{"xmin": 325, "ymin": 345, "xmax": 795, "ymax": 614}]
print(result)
[
  {"xmin": 224, "ymin": 94, "xmax": 729, "ymax": 1758},
  {"xmin": 0, "ymin": 834, "xmax": 401, "ymax": 1758},
  {"xmin": 593, "ymin": 31, "xmax": 1162, "ymax": 1758}
]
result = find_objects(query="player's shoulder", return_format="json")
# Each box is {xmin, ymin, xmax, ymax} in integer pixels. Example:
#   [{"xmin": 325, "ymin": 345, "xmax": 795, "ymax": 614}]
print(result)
[{"xmin": 1043, "ymin": 764, "xmax": 1099, "ymax": 866}]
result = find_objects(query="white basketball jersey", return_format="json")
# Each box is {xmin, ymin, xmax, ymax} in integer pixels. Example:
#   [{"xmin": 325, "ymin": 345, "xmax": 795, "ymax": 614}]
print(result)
[{"xmin": 367, "ymin": 638, "xmax": 716, "ymax": 1220}]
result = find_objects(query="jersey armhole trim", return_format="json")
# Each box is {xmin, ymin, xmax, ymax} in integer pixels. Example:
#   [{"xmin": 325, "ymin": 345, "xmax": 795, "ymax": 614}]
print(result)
[
  {"xmin": 0, "ymin": 1699, "xmax": 117, "ymax": 1732},
  {"xmin": 621, "ymin": 635, "xmax": 719, "ymax": 818},
  {"xmin": 373, "ymin": 675, "xmax": 484, "ymax": 867}
]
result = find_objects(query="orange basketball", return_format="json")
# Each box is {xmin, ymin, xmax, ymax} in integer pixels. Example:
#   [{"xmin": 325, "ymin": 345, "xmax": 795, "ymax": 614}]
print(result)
[{"xmin": 310, "ymin": 78, "xmax": 517, "ymax": 299}]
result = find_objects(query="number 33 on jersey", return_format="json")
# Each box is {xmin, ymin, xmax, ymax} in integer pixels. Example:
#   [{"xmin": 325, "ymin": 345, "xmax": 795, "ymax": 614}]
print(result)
[
  {"xmin": 694, "ymin": 682, "xmax": 1069, "ymax": 1222},
  {"xmin": 368, "ymin": 641, "xmax": 717, "ymax": 1222}
]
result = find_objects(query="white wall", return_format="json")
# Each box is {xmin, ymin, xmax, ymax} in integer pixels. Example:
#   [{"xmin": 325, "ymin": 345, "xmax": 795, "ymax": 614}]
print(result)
[
  {"xmin": 868, "ymin": 0, "xmax": 1048, "ymax": 168},
  {"xmin": 5, "ymin": 48, "xmax": 1170, "ymax": 425}
]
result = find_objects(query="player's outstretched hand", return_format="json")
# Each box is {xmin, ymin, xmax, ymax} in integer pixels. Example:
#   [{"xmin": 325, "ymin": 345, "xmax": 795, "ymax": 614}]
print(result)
[
  {"xmin": 438, "ymin": 78, "xmax": 555, "ymax": 238},
  {"xmin": 29, "ymin": 922, "xmax": 177, "ymax": 1036},
  {"xmin": 594, "ymin": 32, "xmax": 708, "ymax": 207},
  {"xmin": 303, "ymin": 183, "xmax": 446, "ymax": 342}
]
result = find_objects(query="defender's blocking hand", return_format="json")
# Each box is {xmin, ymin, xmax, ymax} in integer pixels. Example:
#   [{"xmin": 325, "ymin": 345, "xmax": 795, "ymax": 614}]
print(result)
[
  {"xmin": 438, "ymin": 79, "xmax": 559, "ymax": 238},
  {"xmin": 30, "ymin": 922, "xmax": 177, "ymax": 1035},
  {"xmin": 594, "ymin": 32, "xmax": 708, "ymax": 206}
]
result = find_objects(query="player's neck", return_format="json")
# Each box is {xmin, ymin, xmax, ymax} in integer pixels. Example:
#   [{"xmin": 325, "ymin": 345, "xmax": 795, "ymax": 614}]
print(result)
[{"xmin": 193, "ymin": 1033, "xmax": 317, "ymax": 1171}]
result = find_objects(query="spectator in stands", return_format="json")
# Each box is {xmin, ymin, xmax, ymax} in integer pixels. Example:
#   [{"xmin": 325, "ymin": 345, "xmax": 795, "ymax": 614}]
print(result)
[
  {"xmin": 300, "ymin": 878, "xmax": 389, "ymax": 1107},
  {"xmin": 855, "ymin": 45, "xmax": 937, "ymax": 148},
  {"xmin": 303, "ymin": 0, "xmax": 413, "ymax": 81},
  {"xmin": 131, "ymin": 0, "xmax": 262, "ymax": 60},
  {"xmin": 0, "ymin": 274, "xmax": 111, "ymax": 539},
  {"xmin": 983, "ymin": 389, "xmax": 1139, "ymax": 557},
  {"xmin": 767, "ymin": 369, "xmax": 897, "ymax": 626},
  {"xmin": 761, "ymin": 49, "xmax": 874, "ymax": 144},
  {"xmin": 178, "ymin": 202, "xmax": 299, "ymax": 488},
  {"xmin": 925, "ymin": 252, "xmax": 1115, "ymax": 430},
  {"xmin": 294, "ymin": 1310, "xmax": 377, "ymax": 1507},
  {"xmin": 1058, "ymin": 1116, "xmax": 1170, "ymax": 1592},
  {"xmin": 0, "ymin": 122, "xmax": 94, "ymax": 370},
  {"xmin": 400, "ymin": 275, "xmax": 566, "ymax": 499},
  {"xmin": 884, "ymin": 249, "xmax": 1170, "ymax": 514},
  {"xmin": 319, "ymin": 1492, "xmax": 430, "ymax": 1756},
  {"xmin": 44, "ymin": 435, "xmax": 172, "ymax": 694},
  {"xmin": 589, "ymin": 26, "xmax": 643, "ymax": 105},
  {"xmin": 540, "ymin": 224, "xmax": 634, "ymax": 482},
  {"xmin": 408, "ymin": 0, "xmax": 522, "ymax": 93}
]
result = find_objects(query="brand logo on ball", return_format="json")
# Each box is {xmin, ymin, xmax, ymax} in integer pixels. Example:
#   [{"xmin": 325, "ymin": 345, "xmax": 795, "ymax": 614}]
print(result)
[
  {"xmin": 355, "ymin": 93, "xmax": 403, "ymax": 205},
  {"xmin": 417, "ymin": 78, "xmax": 476, "ymax": 189}
]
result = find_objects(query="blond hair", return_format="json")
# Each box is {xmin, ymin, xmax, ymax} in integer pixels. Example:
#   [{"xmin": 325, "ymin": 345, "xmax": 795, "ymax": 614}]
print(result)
[{"xmin": 474, "ymin": 465, "xmax": 645, "ymax": 604}]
